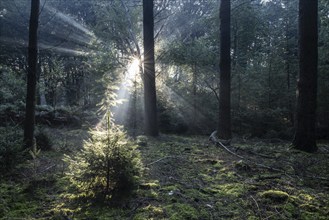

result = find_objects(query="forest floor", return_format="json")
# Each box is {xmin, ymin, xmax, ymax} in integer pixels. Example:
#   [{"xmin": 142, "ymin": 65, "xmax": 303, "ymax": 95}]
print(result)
[{"xmin": 1, "ymin": 126, "xmax": 329, "ymax": 219}]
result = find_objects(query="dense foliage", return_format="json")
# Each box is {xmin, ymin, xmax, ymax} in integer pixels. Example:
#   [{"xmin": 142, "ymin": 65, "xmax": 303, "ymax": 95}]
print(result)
[
  {"xmin": 0, "ymin": 126, "xmax": 24, "ymax": 172},
  {"xmin": 1, "ymin": 0, "xmax": 328, "ymax": 137}
]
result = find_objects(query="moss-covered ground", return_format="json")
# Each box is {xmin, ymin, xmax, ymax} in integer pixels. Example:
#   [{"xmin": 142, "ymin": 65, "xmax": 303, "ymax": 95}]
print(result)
[{"xmin": 1, "ymin": 128, "xmax": 329, "ymax": 219}]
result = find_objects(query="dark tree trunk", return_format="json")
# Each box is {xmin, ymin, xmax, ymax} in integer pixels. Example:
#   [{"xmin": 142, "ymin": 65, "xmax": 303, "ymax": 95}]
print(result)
[
  {"xmin": 285, "ymin": 21, "xmax": 294, "ymax": 126},
  {"xmin": 218, "ymin": 0, "xmax": 231, "ymax": 140},
  {"xmin": 268, "ymin": 56, "xmax": 272, "ymax": 109},
  {"xmin": 192, "ymin": 63, "xmax": 197, "ymax": 128},
  {"xmin": 24, "ymin": 0, "xmax": 40, "ymax": 149},
  {"xmin": 143, "ymin": 0, "xmax": 158, "ymax": 136},
  {"xmin": 293, "ymin": 0, "xmax": 318, "ymax": 152}
]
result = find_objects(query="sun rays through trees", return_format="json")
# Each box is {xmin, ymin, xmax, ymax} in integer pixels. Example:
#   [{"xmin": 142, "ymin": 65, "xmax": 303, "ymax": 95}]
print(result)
[{"xmin": 0, "ymin": 0, "xmax": 329, "ymax": 218}]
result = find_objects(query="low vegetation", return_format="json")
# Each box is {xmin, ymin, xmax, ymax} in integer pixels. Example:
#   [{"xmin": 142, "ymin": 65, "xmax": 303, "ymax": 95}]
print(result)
[
  {"xmin": 1, "ymin": 125, "xmax": 328, "ymax": 219},
  {"xmin": 64, "ymin": 115, "xmax": 143, "ymax": 203}
]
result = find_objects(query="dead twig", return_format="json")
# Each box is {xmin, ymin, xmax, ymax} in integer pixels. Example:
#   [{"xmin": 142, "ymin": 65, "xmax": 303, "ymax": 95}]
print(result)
[
  {"xmin": 209, "ymin": 131, "xmax": 243, "ymax": 159},
  {"xmin": 146, "ymin": 156, "xmax": 183, "ymax": 166},
  {"xmin": 40, "ymin": 164, "xmax": 56, "ymax": 174},
  {"xmin": 250, "ymin": 195, "xmax": 262, "ymax": 220}
]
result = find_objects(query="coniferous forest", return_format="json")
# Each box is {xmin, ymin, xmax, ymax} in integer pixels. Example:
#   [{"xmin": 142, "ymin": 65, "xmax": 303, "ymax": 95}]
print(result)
[{"xmin": 0, "ymin": 0, "xmax": 329, "ymax": 219}]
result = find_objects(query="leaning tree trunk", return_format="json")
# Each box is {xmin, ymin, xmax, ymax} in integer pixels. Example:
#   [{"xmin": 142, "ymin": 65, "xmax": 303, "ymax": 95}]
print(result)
[
  {"xmin": 293, "ymin": 0, "xmax": 318, "ymax": 152},
  {"xmin": 143, "ymin": 0, "xmax": 158, "ymax": 136},
  {"xmin": 24, "ymin": 0, "xmax": 40, "ymax": 149},
  {"xmin": 218, "ymin": 0, "xmax": 232, "ymax": 140}
]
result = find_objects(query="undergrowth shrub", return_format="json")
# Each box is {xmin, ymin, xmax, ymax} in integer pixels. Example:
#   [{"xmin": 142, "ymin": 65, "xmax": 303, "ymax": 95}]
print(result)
[
  {"xmin": 64, "ymin": 113, "xmax": 143, "ymax": 202},
  {"xmin": 0, "ymin": 65, "xmax": 25, "ymax": 105},
  {"xmin": 233, "ymin": 108, "xmax": 292, "ymax": 138},
  {"xmin": 35, "ymin": 129, "xmax": 53, "ymax": 151},
  {"xmin": 0, "ymin": 127, "xmax": 24, "ymax": 173},
  {"xmin": 157, "ymin": 95, "xmax": 188, "ymax": 134}
]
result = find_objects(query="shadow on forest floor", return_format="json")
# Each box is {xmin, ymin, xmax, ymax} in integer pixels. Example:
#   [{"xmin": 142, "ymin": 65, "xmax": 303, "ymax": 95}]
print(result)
[{"xmin": 1, "ymin": 127, "xmax": 329, "ymax": 219}]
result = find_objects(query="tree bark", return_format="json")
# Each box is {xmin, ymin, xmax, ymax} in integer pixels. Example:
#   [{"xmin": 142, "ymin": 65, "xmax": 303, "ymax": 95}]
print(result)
[
  {"xmin": 143, "ymin": 0, "xmax": 158, "ymax": 136},
  {"xmin": 218, "ymin": 0, "xmax": 232, "ymax": 140},
  {"xmin": 285, "ymin": 19, "xmax": 294, "ymax": 126},
  {"xmin": 192, "ymin": 62, "xmax": 197, "ymax": 129},
  {"xmin": 24, "ymin": 0, "xmax": 40, "ymax": 149},
  {"xmin": 293, "ymin": 0, "xmax": 318, "ymax": 152}
]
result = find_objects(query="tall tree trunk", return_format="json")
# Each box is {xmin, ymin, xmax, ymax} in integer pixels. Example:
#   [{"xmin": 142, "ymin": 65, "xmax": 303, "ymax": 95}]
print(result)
[
  {"xmin": 268, "ymin": 56, "xmax": 272, "ymax": 109},
  {"xmin": 218, "ymin": 0, "xmax": 232, "ymax": 140},
  {"xmin": 285, "ymin": 22, "xmax": 294, "ymax": 126},
  {"xmin": 131, "ymin": 75, "xmax": 137, "ymax": 137},
  {"xmin": 24, "ymin": 0, "xmax": 40, "ymax": 149},
  {"xmin": 285, "ymin": 53, "xmax": 294, "ymax": 126},
  {"xmin": 192, "ymin": 62, "xmax": 197, "ymax": 129},
  {"xmin": 293, "ymin": 0, "xmax": 318, "ymax": 152},
  {"xmin": 143, "ymin": 0, "xmax": 158, "ymax": 136}
]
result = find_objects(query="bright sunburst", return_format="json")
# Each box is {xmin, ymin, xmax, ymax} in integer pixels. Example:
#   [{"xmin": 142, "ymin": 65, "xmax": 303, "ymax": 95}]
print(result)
[
  {"xmin": 126, "ymin": 57, "xmax": 141, "ymax": 83},
  {"xmin": 110, "ymin": 57, "xmax": 141, "ymax": 126}
]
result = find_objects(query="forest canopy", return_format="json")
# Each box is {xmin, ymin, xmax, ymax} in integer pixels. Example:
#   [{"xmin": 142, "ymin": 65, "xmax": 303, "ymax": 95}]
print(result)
[{"xmin": 1, "ymin": 0, "xmax": 328, "ymax": 137}]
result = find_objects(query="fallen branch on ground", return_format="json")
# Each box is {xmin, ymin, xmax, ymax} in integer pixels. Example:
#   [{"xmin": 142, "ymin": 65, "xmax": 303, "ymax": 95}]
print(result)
[
  {"xmin": 209, "ymin": 130, "xmax": 286, "ymax": 174},
  {"xmin": 209, "ymin": 131, "xmax": 242, "ymax": 159}
]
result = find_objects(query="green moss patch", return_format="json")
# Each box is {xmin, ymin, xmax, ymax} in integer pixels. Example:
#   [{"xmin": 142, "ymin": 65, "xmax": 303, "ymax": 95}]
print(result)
[
  {"xmin": 164, "ymin": 203, "xmax": 199, "ymax": 220},
  {"xmin": 259, "ymin": 190, "xmax": 289, "ymax": 203}
]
